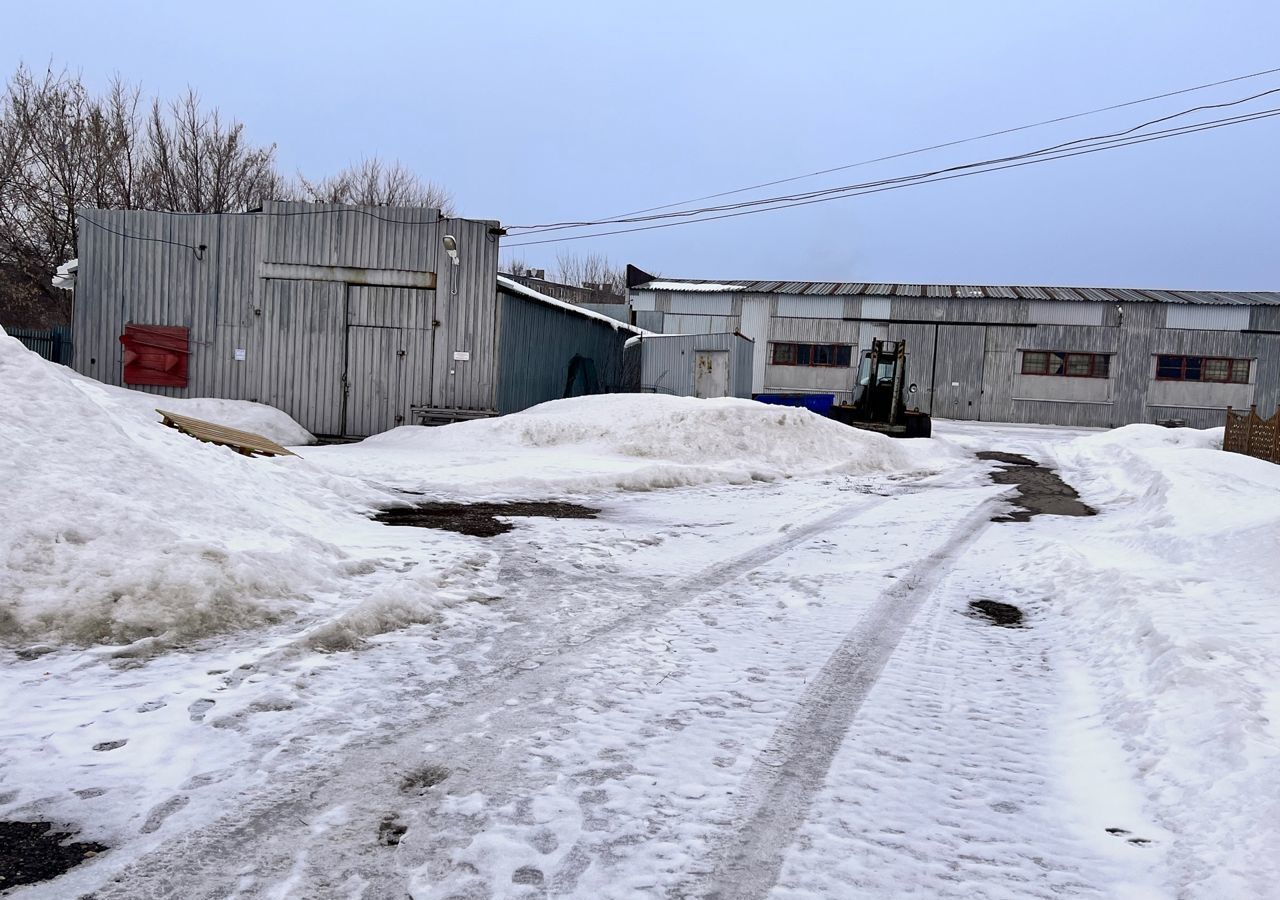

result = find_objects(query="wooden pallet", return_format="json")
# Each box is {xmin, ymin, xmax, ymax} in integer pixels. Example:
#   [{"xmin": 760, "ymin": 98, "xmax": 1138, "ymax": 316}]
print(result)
[{"xmin": 157, "ymin": 409, "xmax": 298, "ymax": 458}]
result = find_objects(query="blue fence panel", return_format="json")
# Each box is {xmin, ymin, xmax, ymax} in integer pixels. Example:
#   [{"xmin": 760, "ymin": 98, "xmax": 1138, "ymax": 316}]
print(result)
[{"xmin": 8, "ymin": 326, "xmax": 73, "ymax": 364}]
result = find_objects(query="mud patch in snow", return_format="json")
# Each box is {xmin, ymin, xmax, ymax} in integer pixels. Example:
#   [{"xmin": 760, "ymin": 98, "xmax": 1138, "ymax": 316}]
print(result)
[
  {"xmin": 968, "ymin": 599, "xmax": 1025, "ymax": 627},
  {"xmin": 374, "ymin": 501, "xmax": 599, "ymax": 537},
  {"xmin": 0, "ymin": 820, "xmax": 107, "ymax": 889},
  {"xmin": 977, "ymin": 451, "xmax": 1096, "ymax": 521}
]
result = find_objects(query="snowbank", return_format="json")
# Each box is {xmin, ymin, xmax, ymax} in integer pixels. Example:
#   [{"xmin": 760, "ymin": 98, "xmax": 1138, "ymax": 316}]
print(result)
[
  {"xmin": 306, "ymin": 394, "xmax": 963, "ymax": 496},
  {"xmin": 66, "ymin": 374, "xmax": 315, "ymax": 446},
  {"xmin": 1037, "ymin": 425, "xmax": 1280, "ymax": 895},
  {"xmin": 0, "ymin": 330, "xmax": 384, "ymax": 647}
]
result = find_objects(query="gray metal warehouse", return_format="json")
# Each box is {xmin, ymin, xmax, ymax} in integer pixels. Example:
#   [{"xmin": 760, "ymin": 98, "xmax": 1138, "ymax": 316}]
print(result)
[
  {"xmin": 68, "ymin": 202, "xmax": 640, "ymax": 437},
  {"xmin": 626, "ymin": 268, "xmax": 1280, "ymax": 429}
]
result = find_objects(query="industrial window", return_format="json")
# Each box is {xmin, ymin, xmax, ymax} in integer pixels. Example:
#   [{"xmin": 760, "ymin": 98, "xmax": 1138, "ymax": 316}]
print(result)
[
  {"xmin": 1020, "ymin": 350, "xmax": 1110, "ymax": 378},
  {"xmin": 1155, "ymin": 355, "xmax": 1250, "ymax": 383},
  {"xmin": 770, "ymin": 342, "xmax": 853, "ymax": 367}
]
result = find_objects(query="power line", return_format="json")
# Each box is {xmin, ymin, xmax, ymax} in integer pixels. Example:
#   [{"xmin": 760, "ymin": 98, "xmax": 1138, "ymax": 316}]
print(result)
[
  {"xmin": 501, "ymin": 106, "xmax": 1280, "ymax": 248},
  {"xmin": 596, "ymin": 64, "xmax": 1280, "ymax": 221},
  {"xmin": 508, "ymin": 85, "xmax": 1280, "ymax": 235},
  {"xmin": 77, "ymin": 213, "xmax": 207, "ymax": 258}
]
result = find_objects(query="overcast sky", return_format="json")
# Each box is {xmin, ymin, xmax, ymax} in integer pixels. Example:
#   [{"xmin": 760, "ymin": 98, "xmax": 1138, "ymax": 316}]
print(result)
[{"xmin": 5, "ymin": 1, "xmax": 1279, "ymax": 289}]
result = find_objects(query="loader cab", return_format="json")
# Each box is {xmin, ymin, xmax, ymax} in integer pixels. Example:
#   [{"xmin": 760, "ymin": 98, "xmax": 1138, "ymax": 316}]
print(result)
[{"xmin": 829, "ymin": 339, "xmax": 932, "ymax": 438}]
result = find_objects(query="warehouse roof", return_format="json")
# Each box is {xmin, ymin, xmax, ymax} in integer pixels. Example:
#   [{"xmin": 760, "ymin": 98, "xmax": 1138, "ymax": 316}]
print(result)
[
  {"xmin": 497, "ymin": 276, "xmax": 649, "ymax": 334},
  {"xmin": 625, "ymin": 266, "xmax": 1280, "ymax": 306}
]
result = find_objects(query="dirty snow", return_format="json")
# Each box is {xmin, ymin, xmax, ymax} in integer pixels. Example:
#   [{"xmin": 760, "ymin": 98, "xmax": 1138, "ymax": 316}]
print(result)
[
  {"xmin": 2, "ymin": 339, "xmax": 1277, "ymax": 900},
  {"xmin": 0, "ymin": 329, "xmax": 378, "ymax": 645},
  {"xmin": 305, "ymin": 393, "xmax": 963, "ymax": 496}
]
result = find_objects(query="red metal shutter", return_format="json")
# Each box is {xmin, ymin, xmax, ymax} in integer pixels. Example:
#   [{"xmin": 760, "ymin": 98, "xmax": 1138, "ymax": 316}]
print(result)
[{"xmin": 120, "ymin": 324, "xmax": 190, "ymax": 388}]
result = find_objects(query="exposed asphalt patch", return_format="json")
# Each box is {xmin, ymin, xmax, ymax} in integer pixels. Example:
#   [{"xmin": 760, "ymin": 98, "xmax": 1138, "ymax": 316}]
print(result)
[
  {"xmin": 975, "ymin": 451, "xmax": 1096, "ymax": 522},
  {"xmin": 0, "ymin": 821, "xmax": 106, "ymax": 890},
  {"xmin": 374, "ymin": 501, "xmax": 600, "ymax": 537},
  {"xmin": 968, "ymin": 600, "xmax": 1025, "ymax": 627}
]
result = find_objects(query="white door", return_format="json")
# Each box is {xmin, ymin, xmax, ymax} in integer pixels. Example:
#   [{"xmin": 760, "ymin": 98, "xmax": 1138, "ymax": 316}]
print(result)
[{"xmin": 694, "ymin": 350, "xmax": 729, "ymax": 398}]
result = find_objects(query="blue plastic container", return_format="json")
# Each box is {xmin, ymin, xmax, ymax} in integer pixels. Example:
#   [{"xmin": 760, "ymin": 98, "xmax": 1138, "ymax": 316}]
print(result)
[{"xmin": 754, "ymin": 393, "xmax": 836, "ymax": 416}]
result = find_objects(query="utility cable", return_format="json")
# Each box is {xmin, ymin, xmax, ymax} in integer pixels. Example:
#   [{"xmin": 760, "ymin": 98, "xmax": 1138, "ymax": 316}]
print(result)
[
  {"xmin": 507, "ymin": 85, "xmax": 1280, "ymax": 235},
  {"xmin": 598, "ymin": 64, "xmax": 1280, "ymax": 220},
  {"xmin": 502, "ymin": 106, "xmax": 1280, "ymax": 248}
]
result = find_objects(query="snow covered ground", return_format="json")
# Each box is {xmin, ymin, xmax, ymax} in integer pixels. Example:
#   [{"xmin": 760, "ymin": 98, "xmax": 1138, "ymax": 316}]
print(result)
[{"xmin": 2, "ymin": 334, "xmax": 1277, "ymax": 899}]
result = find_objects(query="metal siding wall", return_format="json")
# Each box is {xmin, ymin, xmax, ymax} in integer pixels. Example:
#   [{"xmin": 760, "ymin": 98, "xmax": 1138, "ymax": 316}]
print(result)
[
  {"xmin": 261, "ymin": 200, "xmax": 438, "ymax": 271},
  {"xmin": 432, "ymin": 218, "xmax": 499, "ymax": 411},
  {"xmin": 494, "ymin": 291, "xmax": 629, "ymax": 414},
  {"xmin": 776, "ymin": 296, "xmax": 845, "ymax": 318},
  {"xmin": 1250, "ymin": 307, "xmax": 1280, "ymax": 332},
  {"xmin": 662, "ymin": 313, "xmax": 737, "ymax": 334},
  {"xmin": 637, "ymin": 333, "xmax": 753, "ymax": 398},
  {"xmin": 1165, "ymin": 305, "xmax": 1250, "ymax": 331},
  {"xmin": 634, "ymin": 310, "xmax": 665, "ymax": 332},
  {"xmin": 669, "ymin": 295, "xmax": 733, "ymax": 315},
  {"xmin": 75, "ymin": 209, "xmax": 217, "ymax": 399},
  {"xmin": 1028, "ymin": 300, "xmax": 1104, "ymax": 326},
  {"xmin": 732, "ymin": 336, "xmax": 754, "ymax": 398},
  {"xmin": 578, "ymin": 303, "xmax": 631, "ymax": 323},
  {"xmin": 769, "ymin": 317, "xmax": 859, "ymax": 343},
  {"xmin": 739, "ymin": 296, "xmax": 771, "ymax": 394},
  {"xmin": 862, "ymin": 297, "xmax": 891, "ymax": 319},
  {"xmin": 629, "ymin": 291, "xmax": 657, "ymax": 311}
]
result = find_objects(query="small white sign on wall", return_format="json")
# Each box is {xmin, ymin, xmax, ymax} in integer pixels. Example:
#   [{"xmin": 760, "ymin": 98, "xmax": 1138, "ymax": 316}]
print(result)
[
  {"xmin": 234, "ymin": 348, "xmax": 246, "ymax": 361},
  {"xmin": 453, "ymin": 351, "xmax": 470, "ymax": 361}
]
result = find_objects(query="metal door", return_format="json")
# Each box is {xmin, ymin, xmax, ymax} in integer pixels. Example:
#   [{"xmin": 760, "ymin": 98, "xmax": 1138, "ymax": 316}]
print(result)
[
  {"xmin": 257, "ymin": 279, "xmax": 346, "ymax": 436},
  {"xmin": 694, "ymin": 350, "xmax": 730, "ymax": 398},
  {"xmin": 344, "ymin": 326, "xmax": 404, "ymax": 437},
  {"xmin": 930, "ymin": 325, "xmax": 985, "ymax": 420}
]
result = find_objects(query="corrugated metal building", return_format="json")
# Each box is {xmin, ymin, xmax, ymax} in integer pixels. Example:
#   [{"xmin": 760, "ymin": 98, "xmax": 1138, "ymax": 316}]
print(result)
[
  {"xmin": 626, "ymin": 268, "xmax": 1280, "ymax": 429},
  {"xmin": 70, "ymin": 203, "xmax": 641, "ymax": 437},
  {"xmin": 623, "ymin": 332, "xmax": 754, "ymax": 398}
]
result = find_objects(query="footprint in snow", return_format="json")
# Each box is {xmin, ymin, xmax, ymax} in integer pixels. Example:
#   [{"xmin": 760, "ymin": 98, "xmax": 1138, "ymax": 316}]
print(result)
[{"xmin": 188, "ymin": 699, "xmax": 215, "ymax": 722}]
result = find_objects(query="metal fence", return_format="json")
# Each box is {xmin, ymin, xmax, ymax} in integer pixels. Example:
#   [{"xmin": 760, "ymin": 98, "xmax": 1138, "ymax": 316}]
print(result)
[
  {"xmin": 1224, "ymin": 405, "xmax": 1279, "ymax": 464},
  {"xmin": 8, "ymin": 326, "xmax": 73, "ymax": 365}
]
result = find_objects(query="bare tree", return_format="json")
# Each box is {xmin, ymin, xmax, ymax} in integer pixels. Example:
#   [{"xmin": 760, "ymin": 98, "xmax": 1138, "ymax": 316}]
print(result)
[
  {"xmin": 0, "ymin": 62, "xmax": 457, "ymax": 328},
  {"xmin": 501, "ymin": 255, "xmax": 536, "ymax": 277},
  {"xmin": 141, "ymin": 90, "xmax": 285, "ymax": 213},
  {"xmin": 555, "ymin": 250, "xmax": 625, "ymax": 294},
  {"xmin": 298, "ymin": 157, "xmax": 455, "ymax": 215}
]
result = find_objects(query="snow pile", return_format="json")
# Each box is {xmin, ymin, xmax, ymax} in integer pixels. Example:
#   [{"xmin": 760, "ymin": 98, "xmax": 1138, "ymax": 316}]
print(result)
[
  {"xmin": 1035, "ymin": 425, "xmax": 1280, "ymax": 896},
  {"xmin": 306, "ymin": 394, "xmax": 962, "ymax": 495},
  {"xmin": 67, "ymin": 374, "xmax": 315, "ymax": 445},
  {"xmin": 0, "ymin": 330, "xmax": 384, "ymax": 647}
]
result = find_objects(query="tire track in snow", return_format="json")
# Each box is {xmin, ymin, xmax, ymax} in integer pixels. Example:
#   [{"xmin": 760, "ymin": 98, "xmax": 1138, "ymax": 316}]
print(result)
[
  {"xmin": 77, "ymin": 488, "xmax": 908, "ymax": 900},
  {"xmin": 694, "ymin": 501, "xmax": 998, "ymax": 900}
]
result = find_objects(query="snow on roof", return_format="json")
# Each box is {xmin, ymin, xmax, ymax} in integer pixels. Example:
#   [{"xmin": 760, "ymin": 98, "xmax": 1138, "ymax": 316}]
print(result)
[
  {"xmin": 623, "ymin": 331, "xmax": 751, "ymax": 350},
  {"xmin": 51, "ymin": 258, "xmax": 78, "ymax": 290},
  {"xmin": 632, "ymin": 274, "xmax": 1280, "ymax": 306},
  {"xmin": 497, "ymin": 275, "xmax": 650, "ymax": 335},
  {"xmin": 643, "ymin": 280, "xmax": 747, "ymax": 292}
]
